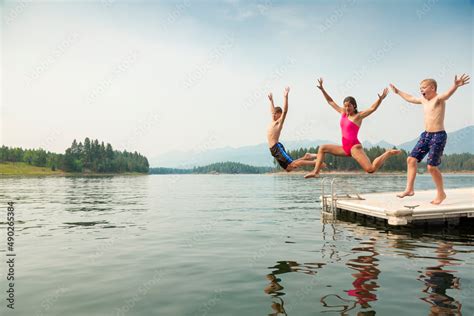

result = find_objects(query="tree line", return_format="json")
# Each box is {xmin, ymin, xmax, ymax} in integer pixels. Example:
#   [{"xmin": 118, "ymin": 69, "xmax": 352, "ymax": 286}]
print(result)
[
  {"xmin": 150, "ymin": 162, "xmax": 273, "ymax": 174},
  {"xmin": 1, "ymin": 138, "xmax": 149, "ymax": 173},
  {"xmin": 280, "ymin": 146, "xmax": 474, "ymax": 171}
]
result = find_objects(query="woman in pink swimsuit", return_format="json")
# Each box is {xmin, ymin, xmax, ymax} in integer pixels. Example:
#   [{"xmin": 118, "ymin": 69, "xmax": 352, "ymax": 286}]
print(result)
[{"xmin": 305, "ymin": 78, "xmax": 401, "ymax": 178}]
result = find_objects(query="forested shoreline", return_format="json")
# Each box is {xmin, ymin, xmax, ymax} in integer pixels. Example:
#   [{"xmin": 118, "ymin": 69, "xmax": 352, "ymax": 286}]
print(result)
[
  {"xmin": 1, "ymin": 138, "xmax": 149, "ymax": 174},
  {"xmin": 2, "ymin": 143, "xmax": 473, "ymax": 175},
  {"xmin": 283, "ymin": 146, "xmax": 474, "ymax": 172},
  {"xmin": 149, "ymin": 162, "xmax": 273, "ymax": 174},
  {"xmin": 149, "ymin": 148, "xmax": 474, "ymax": 175}
]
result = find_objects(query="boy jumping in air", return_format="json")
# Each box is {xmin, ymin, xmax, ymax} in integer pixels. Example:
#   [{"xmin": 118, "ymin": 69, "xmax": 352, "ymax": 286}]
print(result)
[
  {"xmin": 267, "ymin": 87, "xmax": 323, "ymax": 172},
  {"xmin": 391, "ymin": 74, "xmax": 470, "ymax": 204}
]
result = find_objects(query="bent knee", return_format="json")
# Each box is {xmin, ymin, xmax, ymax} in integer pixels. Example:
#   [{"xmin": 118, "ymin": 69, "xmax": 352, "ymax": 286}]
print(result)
[
  {"xmin": 319, "ymin": 145, "xmax": 328, "ymax": 152},
  {"xmin": 407, "ymin": 157, "xmax": 417, "ymax": 165}
]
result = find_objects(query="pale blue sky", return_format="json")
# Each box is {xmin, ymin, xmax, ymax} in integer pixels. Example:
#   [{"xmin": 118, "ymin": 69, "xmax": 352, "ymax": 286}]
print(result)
[{"xmin": 1, "ymin": 0, "xmax": 472, "ymax": 158}]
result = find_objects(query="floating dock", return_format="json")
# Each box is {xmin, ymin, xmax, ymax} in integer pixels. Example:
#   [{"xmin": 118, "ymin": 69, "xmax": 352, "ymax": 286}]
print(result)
[{"xmin": 320, "ymin": 185, "xmax": 474, "ymax": 226}]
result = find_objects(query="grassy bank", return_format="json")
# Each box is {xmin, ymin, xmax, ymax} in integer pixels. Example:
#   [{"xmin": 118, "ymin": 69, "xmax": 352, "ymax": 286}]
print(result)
[
  {"xmin": 0, "ymin": 162, "xmax": 146, "ymax": 176},
  {"xmin": 0, "ymin": 162, "xmax": 65, "ymax": 175}
]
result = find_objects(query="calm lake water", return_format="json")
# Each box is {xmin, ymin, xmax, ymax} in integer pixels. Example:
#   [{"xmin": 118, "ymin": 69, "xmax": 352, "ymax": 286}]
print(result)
[{"xmin": 0, "ymin": 174, "xmax": 473, "ymax": 316}]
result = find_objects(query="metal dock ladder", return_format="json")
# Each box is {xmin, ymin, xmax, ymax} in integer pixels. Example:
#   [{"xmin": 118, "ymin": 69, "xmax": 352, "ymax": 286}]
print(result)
[{"xmin": 321, "ymin": 177, "xmax": 365, "ymax": 215}]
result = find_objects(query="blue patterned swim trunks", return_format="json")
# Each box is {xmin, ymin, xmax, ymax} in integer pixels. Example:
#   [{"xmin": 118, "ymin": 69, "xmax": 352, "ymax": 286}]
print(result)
[{"xmin": 410, "ymin": 131, "xmax": 447, "ymax": 166}]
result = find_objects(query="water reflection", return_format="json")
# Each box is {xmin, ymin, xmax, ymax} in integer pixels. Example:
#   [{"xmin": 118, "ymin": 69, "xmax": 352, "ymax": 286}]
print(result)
[
  {"xmin": 265, "ymin": 217, "xmax": 471, "ymax": 315},
  {"xmin": 265, "ymin": 261, "xmax": 325, "ymax": 315},
  {"xmin": 320, "ymin": 294, "xmax": 357, "ymax": 315},
  {"xmin": 268, "ymin": 261, "xmax": 326, "ymax": 276},
  {"xmin": 318, "ymin": 236, "xmax": 380, "ymax": 315},
  {"xmin": 344, "ymin": 238, "xmax": 380, "ymax": 313},
  {"xmin": 264, "ymin": 274, "xmax": 288, "ymax": 316},
  {"xmin": 418, "ymin": 242, "xmax": 462, "ymax": 315},
  {"xmin": 268, "ymin": 296, "xmax": 288, "ymax": 316}
]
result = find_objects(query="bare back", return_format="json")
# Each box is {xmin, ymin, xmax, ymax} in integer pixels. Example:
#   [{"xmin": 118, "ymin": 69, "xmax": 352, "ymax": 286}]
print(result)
[
  {"xmin": 421, "ymin": 96, "xmax": 446, "ymax": 132},
  {"xmin": 267, "ymin": 120, "xmax": 283, "ymax": 148}
]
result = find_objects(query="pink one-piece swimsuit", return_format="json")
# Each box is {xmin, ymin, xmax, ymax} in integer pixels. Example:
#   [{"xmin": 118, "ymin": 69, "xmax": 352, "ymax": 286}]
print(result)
[{"xmin": 340, "ymin": 113, "xmax": 361, "ymax": 156}]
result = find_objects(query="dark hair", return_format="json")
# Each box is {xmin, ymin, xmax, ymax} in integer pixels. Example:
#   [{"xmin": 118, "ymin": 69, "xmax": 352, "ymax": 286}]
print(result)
[
  {"xmin": 274, "ymin": 107, "xmax": 282, "ymax": 113},
  {"xmin": 343, "ymin": 96, "xmax": 358, "ymax": 114}
]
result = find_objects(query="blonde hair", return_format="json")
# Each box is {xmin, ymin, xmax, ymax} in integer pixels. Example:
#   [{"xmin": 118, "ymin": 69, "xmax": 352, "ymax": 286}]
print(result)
[{"xmin": 421, "ymin": 78, "xmax": 437, "ymax": 91}]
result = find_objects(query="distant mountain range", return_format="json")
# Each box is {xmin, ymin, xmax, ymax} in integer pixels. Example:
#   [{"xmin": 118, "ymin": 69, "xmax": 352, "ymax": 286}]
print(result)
[{"xmin": 150, "ymin": 125, "xmax": 474, "ymax": 168}]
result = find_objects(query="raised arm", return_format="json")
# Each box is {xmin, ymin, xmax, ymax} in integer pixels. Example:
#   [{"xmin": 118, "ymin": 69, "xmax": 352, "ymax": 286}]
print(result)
[
  {"xmin": 280, "ymin": 86, "xmax": 290, "ymax": 124},
  {"xmin": 359, "ymin": 88, "xmax": 388, "ymax": 119},
  {"xmin": 390, "ymin": 84, "xmax": 421, "ymax": 104},
  {"xmin": 438, "ymin": 74, "xmax": 470, "ymax": 101},
  {"xmin": 317, "ymin": 78, "xmax": 343, "ymax": 113},
  {"xmin": 268, "ymin": 92, "xmax": 275, "ymax": 114}
]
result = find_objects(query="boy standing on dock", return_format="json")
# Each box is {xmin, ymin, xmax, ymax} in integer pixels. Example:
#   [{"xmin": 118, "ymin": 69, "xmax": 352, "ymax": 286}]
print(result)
[{"xmin": 390, "ymin": 74, "xmax": 470, "ymax": 204}]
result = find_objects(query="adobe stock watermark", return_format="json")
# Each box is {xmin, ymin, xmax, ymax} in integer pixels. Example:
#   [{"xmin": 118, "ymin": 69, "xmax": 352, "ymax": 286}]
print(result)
[
  {"xmin": 114, "ymin": 268, "xmax": 166, "ymax": 316},
  {"xmin": 242, "ymin": 57, "xmax": 296, "ymax": 111},
  {"xmin": 84, "ymin": 50, "xmax": 140, "ymax": 106},
  {"xmin": 158, "ymin": 131, "xmax": 220, "ymax": 191},
  {"xmin": 247, "ymin": 225, "xmax": 291, "ymax": 268},
  {"xmin": 101, "ymin": 0, "xmax": 116, "ymax": 9},
  {"xmin": 120, "ymin": 110, "xmax": 164, "ymax": 152},
  {"xmin": 25, "ymin": 32, "xmax": 82, "ymax": 88},
  {"xmin": 183, "ymin": 33, "xmax": 235, "ymax": 89},
  {"xmin": 5, "ymin": 202, "xmax": 16, "ymax": 310},
  {"xmin": 198, "ymin": 289, "xmax": 224, "ymax": 316},
  {"xmin": 284, "ymin": 276, "xmax": 319, "ymax": 313},
  {"xmin": 256, "ymin": 0, "xmax": 273, "ymax": 15},
  {"xmin": 398, "ymin": 58, "xmax": 454, "ymax": 115},
  {"xmin": 37, "ymin": 130, "xmax": 62, "ymax": 152},
  {"xmin": 286, "ymin": 118, "xmax": 320, "ymax": 141},
  {"xmin": 187, "ymin": 131, "xmax": 219, "ymax": 166},
  {"xmin": 3, "ymin": 0, "xmax": 30, "ymax": 27},
  {"xmin": 416, "ymin": 0, "xmax": 439, "ymax": 19},
  {"xmin": 87, "ymin": 236, "xmax": 120, "ymax": 265},
  {"xmin": 34, "ymin": 286, "xmax": 69, "ymax": 316},
  {"xmin": 337, "ymin": 39, "xmax": 396, "ymax": 94},
  {"xmin": 184, "ymin": 211, "xmax": 226, "ymax": 248},
  {"xmin": 448, "ymin": 124, "xmax": 473, "ymax": 149},
  {"xmin": 319, "ymin": 0, "xmax": 357, "ymax": 33},
  {"xmin": 159, "ymin": 0, "xmax": 191, "ymax": 33},
  {"xmin": 227, "ymin": 0, "xmax": 274, "ymax": 20}
]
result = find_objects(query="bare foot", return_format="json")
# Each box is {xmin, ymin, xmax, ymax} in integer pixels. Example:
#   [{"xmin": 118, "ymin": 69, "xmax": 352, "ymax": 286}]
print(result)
[
  {"xmin": 304, "ymin": 172, "xmax": 320, "ymax": 179},
  {"xmin": 397, "ymin": 190, "xmax": 414, "ymax": 198},
  {"xmin": 321, "ymin": 162, "xmax": 327, "ymax": 169},
  {"xmin": 431, "ymin": 192, "xmax": 447, "ymax": 205},
  {"xmin": 388, "ymin": 149, "xmax": 402, "ymax": 156}
]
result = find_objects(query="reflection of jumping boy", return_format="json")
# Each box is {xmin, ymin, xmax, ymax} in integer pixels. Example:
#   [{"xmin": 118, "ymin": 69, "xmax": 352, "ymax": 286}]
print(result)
[
  {"xmin": 419, "ymin": 242, "xmax": 461, "ymax": 315},
  {"xmin": 391, "ymin": 74, "xmax": 470, "ymax": 204},
  {"xmin": 267, "ymin": 87, "xmax": 323, "ymax": 171}
]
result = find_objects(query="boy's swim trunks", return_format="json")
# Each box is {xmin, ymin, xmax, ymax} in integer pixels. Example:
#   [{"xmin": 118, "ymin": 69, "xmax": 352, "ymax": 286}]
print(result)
[
  {"xmin": 410, "ymin": 131, "xmax": 447, "ymax": 166},
  {"xmin": 270, "ymin": 142, "xmax": 294, "ymax": 170}
]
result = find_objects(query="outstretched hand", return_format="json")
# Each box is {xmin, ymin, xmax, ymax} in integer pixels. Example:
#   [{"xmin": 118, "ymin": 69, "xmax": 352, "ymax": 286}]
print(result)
[
  {"xmin": 454, "ymin": 74, "xmax": 470, "ymax": 88},
  {"xmin": 268, "ymin": 93, "xmax": 273, "ymax": 102},
  {"xmin": 284, "ymin": 86, "xmax": 290, "ymax": 97},
  {"xmin": 316, "ymin": 78, "xmax": 324, "ymax": 90},
  {"xmin": 389, "ymin": 83, "xmax": 399, "ymax": 94},
  {"xmin": 378, "ymin": 88, "xmax": 389, "ymax": 100}
]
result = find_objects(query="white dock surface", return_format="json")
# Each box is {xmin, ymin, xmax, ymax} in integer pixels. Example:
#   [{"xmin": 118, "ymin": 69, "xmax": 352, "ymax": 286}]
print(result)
[{"xmin": 326, "ymin": 187, "xmax": 474, "ymax": 225}]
